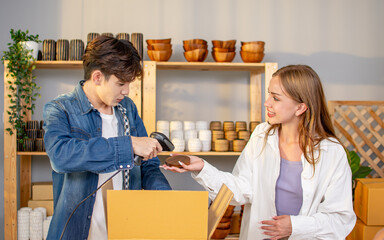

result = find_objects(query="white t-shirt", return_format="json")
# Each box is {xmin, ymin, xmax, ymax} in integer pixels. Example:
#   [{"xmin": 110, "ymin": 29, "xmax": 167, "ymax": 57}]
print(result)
[{"xmin": 88, "ymin": 108, "xmax": 122, "ymax": 240}]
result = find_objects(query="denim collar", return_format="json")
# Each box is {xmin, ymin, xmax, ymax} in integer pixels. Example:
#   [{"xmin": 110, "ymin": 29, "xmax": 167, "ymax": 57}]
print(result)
[{"xmin": 75, "ymin": 80, "xmax": 94, "ymax": 115}]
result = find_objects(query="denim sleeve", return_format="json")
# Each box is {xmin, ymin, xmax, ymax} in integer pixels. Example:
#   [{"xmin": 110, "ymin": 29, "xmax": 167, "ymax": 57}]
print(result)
[
  {"xmin": 43, "ymin": 101, "xmax": 134, "ymax": 174},
  {"xmin": 130, "ymin": 102, "xmax": 171, "ymax": 190}
]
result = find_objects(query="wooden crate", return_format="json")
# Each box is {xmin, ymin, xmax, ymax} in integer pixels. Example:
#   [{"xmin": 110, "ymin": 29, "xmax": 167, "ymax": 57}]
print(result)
[{"xmin": 328, "ymin": 101, "xmax": 384, "ymax": 177}]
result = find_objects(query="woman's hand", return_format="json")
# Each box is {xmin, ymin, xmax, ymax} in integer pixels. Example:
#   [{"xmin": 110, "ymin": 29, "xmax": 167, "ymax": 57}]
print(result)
[
  {"xmin": 161, "ymin": 155, "xmax": 204, "ymax": 173},
  {"xmin": 260, "ymin": 215, "xmax": 292, "ymax": 240}
]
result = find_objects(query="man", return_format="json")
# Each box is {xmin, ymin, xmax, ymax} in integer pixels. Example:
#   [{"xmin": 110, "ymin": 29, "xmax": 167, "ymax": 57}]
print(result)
[{"xmin": 43, "ymin": 36, "xmax": 171, "ymax": 240}]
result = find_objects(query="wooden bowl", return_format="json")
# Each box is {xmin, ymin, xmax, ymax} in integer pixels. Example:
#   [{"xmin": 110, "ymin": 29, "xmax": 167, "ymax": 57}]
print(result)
[
  {"xmin": 241, "ymin": 41, "xmax": 265, "ymax": 48},
  {"xmin": 183, "ymin": 39, "xmax": 208, "ymax": 46},
  {"xmin": 212, "ymin": 40, "xmax": 236, "ymax": 49},
  {"xmin": 241, "ymin": 44, "xmax": 264, "ymax": 52},
  {"xmin": 211, "ymin": 227, "xmax": 231, "ymax": 239},
  {"xmin": 240, "ymin": 51, "xmax": 264, "ymax": 63},
  {"xmin": 216, "ymin": 221, "xmax": 231, "ymax": 229},
  {"xmin": 212, "ymin": 51, "xmax": 236, "ymax": 62},
  {"xmin": 183, "ymin": 43, "xmax": 208, "ymax": 52},
  {"xmin": 183, "ymin": 49, "xmax": 208, "ymax": 62},
  {"xmin": 223, "ymin": 205, "xmax": 235, "ymax": 217},
  {"xmin": 147, "ymin": 50, "xmax": 172, "ymax": 61},
  {"xmin": 220, "ymin": 216, "xmax": 232, "ymax": 223},
  {"xmin": 147, "ymin": 43, "xmax": 172, "ymax": 51},
  {"xmin": 212, "ymin": 47, "xmax": 236, "ymax": 52},
  {"xmin": 146, "ymin": 38, "xmax": 172, "ymax": 45}
]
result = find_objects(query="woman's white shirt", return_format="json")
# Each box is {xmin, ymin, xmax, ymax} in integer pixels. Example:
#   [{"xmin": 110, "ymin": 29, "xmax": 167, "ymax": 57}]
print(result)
[{"xmin": 192, "ymin": 122, "xmax": 356, "ymax": 240}]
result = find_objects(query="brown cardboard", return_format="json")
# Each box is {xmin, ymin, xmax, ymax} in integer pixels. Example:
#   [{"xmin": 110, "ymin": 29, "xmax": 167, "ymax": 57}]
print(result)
[
  {"xmin": 32, "ymin": 182, "xmax": 53, "ymax": 200},
  {"xmin": 354, "ymin": 178, "xmax": 384, "ymax": 225},
  {"xmin": 28, "ymin": 199, "xmax": 54, "ymax": 216},
  {"xmin": 107, "ymin": 184, "xmax": 233, "ymax": 240},
  {"xmin": 349, "ymin": 219, "xmax": 384, "ymax": 240}
]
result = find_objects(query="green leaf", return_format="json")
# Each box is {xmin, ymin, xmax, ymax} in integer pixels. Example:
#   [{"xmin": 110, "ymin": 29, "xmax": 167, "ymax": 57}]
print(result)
[{"xmin": 353, "ymin": 166, "xmax": 372, "ymax": 179}]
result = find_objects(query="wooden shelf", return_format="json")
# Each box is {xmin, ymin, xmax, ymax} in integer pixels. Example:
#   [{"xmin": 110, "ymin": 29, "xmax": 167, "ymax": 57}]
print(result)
[
  {"xmin": 34, "ymin": 60, "xmax": 82, "ymax": 69},
  {"xmin": 154, "ymin": 61, "xmax": 268, "ymax": 72},
  {"xmin": 158, "ymin": 151, "xmax": 241, "ymax": 156},
  {"xmin": 142, "ymin": 61, "xmax": 278, "ymax": 134},
  {"xmin": 4, "ymin": 60, "xmax": 277, "ymax": 239},
  {"xmin": 17, "ymin": 151, "xmax": 47, "ymax": 156}
]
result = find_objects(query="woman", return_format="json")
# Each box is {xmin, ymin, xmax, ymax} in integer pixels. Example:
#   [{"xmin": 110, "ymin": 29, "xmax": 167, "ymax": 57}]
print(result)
[{"xmin": 162, "ymin": 65, "xmax": 356, "ymax": 239}]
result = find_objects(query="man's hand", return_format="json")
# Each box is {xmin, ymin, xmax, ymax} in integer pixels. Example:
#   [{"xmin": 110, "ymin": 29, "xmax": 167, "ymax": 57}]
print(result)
[
  {"xmin": 131, "ymin": 136, "xmax": 162, "ymax": 160},
  {"xmin": 260, "ymin": 215, "xmax": 292, "ymax": 240}
]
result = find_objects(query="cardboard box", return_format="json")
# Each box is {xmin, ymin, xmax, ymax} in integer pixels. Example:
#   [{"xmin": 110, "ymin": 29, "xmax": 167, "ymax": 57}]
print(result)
[
  {"xmin": 32, "ymin": 182, "xmax": 53, "ymax": 200},
  {"xmin": 348, "ymin": 219, "xmax": 384, "ymax": 240},
  {"xmin": 107, "ymin": 185, "xmax": 233, "ymax": 240},
  {"xmin": 28, "ymin": 199, "xmax": 54, "ymax": 216},
  {"xmin": 354, "ymin": 178, "xmax": 384, "ymax": 225}
]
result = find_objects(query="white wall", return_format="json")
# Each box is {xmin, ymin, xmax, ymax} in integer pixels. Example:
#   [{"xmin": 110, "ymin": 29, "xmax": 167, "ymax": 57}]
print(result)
[{"xmin": 1, "ymin": 0, "xmax": 383, "ymax": 238}]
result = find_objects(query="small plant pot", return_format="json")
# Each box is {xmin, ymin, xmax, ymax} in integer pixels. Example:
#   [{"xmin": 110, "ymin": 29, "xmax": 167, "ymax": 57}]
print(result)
[
  {"xmin": 56, "ymin": 39, "xmax": 69, "ymax": 61},
  {"xmin": 27, "ymin": 120, "xmax": 39, "ymax": 130},
  {"xmin": 24, "ymin": 139, "xmax": 35, "ymax": 152},
  {"xmin": 69, "ymin": 39, "xmax": 84, "ymax": 61},
  {"xmin": 35, "ymin": 138, "xmax": 45, "ymax": 152},
  {"xmin": 42, "ymin": 39, "xmax": 56, "ymax": 61}
]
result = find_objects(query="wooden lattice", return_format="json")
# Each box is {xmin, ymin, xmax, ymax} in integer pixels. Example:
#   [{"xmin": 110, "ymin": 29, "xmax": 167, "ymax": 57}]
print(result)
[{"xmin": 328, "ymin": 101, "xmax": 384, "ymax": 177}]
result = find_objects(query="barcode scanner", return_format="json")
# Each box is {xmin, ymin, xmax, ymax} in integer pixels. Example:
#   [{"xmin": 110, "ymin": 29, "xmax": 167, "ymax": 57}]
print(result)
[{"xmin": 133, "ymin": 132, "xmax": 175, "ymax": 165}]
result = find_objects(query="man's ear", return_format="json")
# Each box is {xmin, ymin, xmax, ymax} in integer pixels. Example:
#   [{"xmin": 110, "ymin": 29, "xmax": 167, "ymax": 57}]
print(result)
[
  {"xmin": 91, "ymin": 70, "xmax": 104, "ymax": 85},
  {"xmin": 295, "ymin": 103, "xmax": 308, "ymax": 116}
]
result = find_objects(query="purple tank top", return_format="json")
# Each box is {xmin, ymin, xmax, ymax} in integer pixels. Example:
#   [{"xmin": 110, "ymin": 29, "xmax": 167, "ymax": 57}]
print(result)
[{"xmin": 275, "ymin": 158, "xmax": 303, "ymax": 216}]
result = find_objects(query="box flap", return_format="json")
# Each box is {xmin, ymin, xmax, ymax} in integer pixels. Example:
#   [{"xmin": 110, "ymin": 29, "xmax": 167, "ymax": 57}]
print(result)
[{"xmin": 207, "ymin": 184, "xmax": 234, "ymax": 240}]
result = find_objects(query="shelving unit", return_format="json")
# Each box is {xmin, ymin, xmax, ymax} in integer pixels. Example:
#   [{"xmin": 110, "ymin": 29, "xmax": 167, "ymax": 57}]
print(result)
[
  {"xmin": 141, "ymin": 61, "xmax": 278, "ymax": 136},
  {"xmin": 3, "ymin": 60, "xmax": 277, "ymax": 239}
]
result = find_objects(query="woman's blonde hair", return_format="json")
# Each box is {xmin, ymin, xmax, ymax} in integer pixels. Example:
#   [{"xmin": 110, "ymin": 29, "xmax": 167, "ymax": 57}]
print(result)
[{"xmin": 265, "ymin": 65, "xmax": 339, "ymax": 169}]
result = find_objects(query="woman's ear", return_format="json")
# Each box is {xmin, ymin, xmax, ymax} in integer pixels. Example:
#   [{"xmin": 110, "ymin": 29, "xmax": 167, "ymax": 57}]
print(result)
[
  {"xmin": 296, "ymin": 103, "xmax": 308, "ymax": 116},
  {"xmin": 91, "ymin": 70, "xmax": 104, "ymax": 85}
]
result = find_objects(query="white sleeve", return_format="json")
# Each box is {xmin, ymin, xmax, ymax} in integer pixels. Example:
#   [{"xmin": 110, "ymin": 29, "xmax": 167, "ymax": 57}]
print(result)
[
  {"xmin": 289, "ymin": 149, "xmax": 356, "ymax": 239},
  {"xmin": 192, "ymin": 148, "xmax": 254, "ymax": 205}
]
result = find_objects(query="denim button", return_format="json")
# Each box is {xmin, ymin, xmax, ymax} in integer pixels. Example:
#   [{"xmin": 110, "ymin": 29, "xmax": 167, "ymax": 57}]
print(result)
[
  {"xmin": 87, "ymin": 215, "xmax": 91, "ymax": 219},
  {"xmin": 92, "ymin": 194, "xmax": 96, "ymax": 197},
  {"xmin": 97, "ymin": 128, "xmax": 101, "ymax": 131}
]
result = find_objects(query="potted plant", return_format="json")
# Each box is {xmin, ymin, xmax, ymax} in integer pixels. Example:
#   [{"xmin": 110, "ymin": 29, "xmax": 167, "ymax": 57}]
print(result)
[{"xmin": 1, "ymin": 29, "xmax": 41, "ymax": 147}]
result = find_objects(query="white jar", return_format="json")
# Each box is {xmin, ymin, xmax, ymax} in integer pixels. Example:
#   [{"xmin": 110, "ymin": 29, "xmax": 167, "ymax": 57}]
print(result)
[
  {"xmin": 170, "ymin": 130, "xmax": 183, "ymax": 140},
  {"xmin": 172, "ymin": 138, "xmax": 185, "ymax": 152},
  {"xmin": 196, "ymin": 121, "xmax": 209, "ymax": 131},
  {"xmin": 198, "ymin": 130, "xmax": 212, "ymax": 141},
  {"xmin": 183, "ymin": 121, "xmax": 195, "ymax": 131},
  {"xmin": 188, "ymin": 138, "xmax": 202, "ymax": 152},
  {"xmin": 201, "ymin": 140, "xmax": 211, "ymax": 152},
  {"xmin": 170, "ymin": 121, "xmax": 183, "ymax": 131}
]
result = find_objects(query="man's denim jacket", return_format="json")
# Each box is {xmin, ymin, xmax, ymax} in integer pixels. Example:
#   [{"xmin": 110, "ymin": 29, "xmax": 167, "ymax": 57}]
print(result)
[{"xmin": 43, "ymin": 81, "xmax": 171, "ymax": 240}]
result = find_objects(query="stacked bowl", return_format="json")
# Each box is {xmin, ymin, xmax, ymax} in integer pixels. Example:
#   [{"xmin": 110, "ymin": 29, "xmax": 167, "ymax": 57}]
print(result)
[
  {"xmin": 183, "ymin": 39, "xmax": 208, "ymax": 62},
  {"xmin": 146, "ymin": 38, "xmax": 172, "ymax": 61},
  {"xmin": 211, "ymin": 40, "xmax": 236, "ymax": 63},
  {"xmin": 240, "ymin": 41, "xmax": 265, "ymax": 63}
]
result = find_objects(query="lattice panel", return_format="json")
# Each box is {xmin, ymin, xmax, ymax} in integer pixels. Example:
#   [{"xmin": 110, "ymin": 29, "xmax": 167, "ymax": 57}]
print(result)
[{"xmin": 329, "ymin": 101, "xmax": 384, "ymax": 177}]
